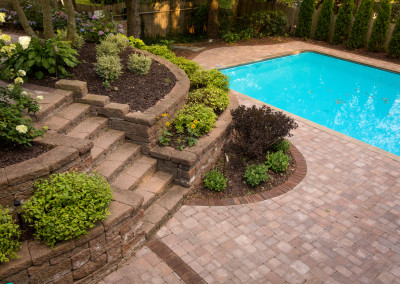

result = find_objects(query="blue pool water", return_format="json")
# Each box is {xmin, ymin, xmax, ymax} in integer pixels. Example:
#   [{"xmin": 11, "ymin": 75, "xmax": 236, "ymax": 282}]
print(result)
[{"xmin": 222, "ymin": 52, "xmax": 400, "ymax": 156}]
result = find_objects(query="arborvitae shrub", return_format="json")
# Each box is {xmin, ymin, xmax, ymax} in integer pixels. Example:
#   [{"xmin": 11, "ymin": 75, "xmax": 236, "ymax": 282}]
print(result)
[
  {"xmin": 127, "ymin": 53, "xmax": 152, "ymax": 75},
  {"xmin": 388, "ymin": 16, "xmax": 400, "ymax": 57},
  {"xmin": 348, "ymin": 0, "xmax": 374, "ymax": 49},
  {"xmin": 296, "ymin": 0, "xmax": 315, "ymax": 38},
  {"xmin": 314, "ymin": 0, "xmax": 334, "ymax": 41},
  {"xmin": 368, "ymin": 0, "xmax": 392, "ymax": 52},
  {"xmin": 332, "ymin": 0, "xmax": 355, "ymax": 44}
]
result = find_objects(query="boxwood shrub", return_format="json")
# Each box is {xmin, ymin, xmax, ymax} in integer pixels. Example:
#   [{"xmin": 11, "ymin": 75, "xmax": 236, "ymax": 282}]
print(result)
[
  {"xmin": 332, "ymin": 0, "xmax": 355, "ymax": 44},
  {"xmin": 0, "ymin": 206, "xmax": 21, "ymax": 263},
  {"xmin": 22, "ymin": 172, "xmax": 113, "ymax": 247},
  {"xmin": 368, "ymin": 0, "xmax": 392, "ymax": 52},
  {"xmin": 348, "ymin": 0, "xmax": 374, "ymax": 49}
]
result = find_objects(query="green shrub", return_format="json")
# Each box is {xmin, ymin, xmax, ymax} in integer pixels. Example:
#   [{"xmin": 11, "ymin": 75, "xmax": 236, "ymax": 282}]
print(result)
[
  {"xmin": 273, "ymin": 139, "xmax": 291, "ymax": 153},
  {"xmin": 242, "ymin": 10, "xmax": 288, "ymax": 37},
  {"xmin": 127, "ymin": 53, "xmax": 152, "ymax": 75},
  {"xmin": 203, "ymin": 169, "xmax": 227, "ymax": 192},
  {"xmin": 296, "ymin": 0, "xmax": 315, "ymax": 38},
  {"xmin": 188, "ymin": 86, "xmax": 229, "ymax": 113},
  {"xmin": 95, "ymin": 55, "xmax": 122, "ymax": 82},
  {"xmin": 189, "ymin": 69, "xmax": 230, "ymax": 91},
  {"xmin": 103, "ymin": 33, "xmax": 128, "ymax": 53},
  {"xmin": 0, "ymin": 83, "xmax": 46, "ymax": 148},
  {"xmin": 96, "ymin": 40, "xmax": 120, "ymax": 57},
  {"xmin": 222, "ymin": 32, "xmax": 240, "ymax": 43},
  {"xmin": 0, "ymin": 206, "xmax": 21, "ymax": 263},
  {"xmin": 314, "ymin": 0, "xmax": 334, "ymax": 41},
  {"xmin": 266, "ymin": 151, "xmax": 290, "ymax": 173},
  {"xmin": 143, "ymin": 44, "xmax": 176, "ymax": 60},
  {"xmin": 22, "ymin": 172, "xmax": 113, "ymax": 247},
  {"xmin": 231, "ymin": 105, "xmax": 297, "ymax": 159},
  {"xmin": 170, "ymin": 56, "xmax": 201, "ymax": 77},
  {"xmin": 56, "ymin": 29, "xmax": 85, "ymax": 50},
  {"xmin": 128, "ymin": 36, "xmax": 147, "ymax": 49},
  {"xmin": 244, "ymin": 164, "xmax": 269, "ymax": 187},
  {"xmin": 368, "ymin": 0, "xmax": 392, "ymax": 52},
  {"xmin": 388, "ymin": 16, "xmax": 400, "ymax": 57},
  {"xmin": 348, "ymin": 0, "xmax": 374, "ymax": 49},
  {"xmin": 332, "ymin": 0, "xmax": 355, "ymax": 44},
  {"xmin": 172, "ymin": 103, "xmax": 217, "ymax": 136}
]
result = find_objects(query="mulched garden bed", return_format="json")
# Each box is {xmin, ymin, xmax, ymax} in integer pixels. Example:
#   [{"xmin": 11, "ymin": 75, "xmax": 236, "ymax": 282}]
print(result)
[
  {"xmin": 0, "ymin": 142, "xmax": 51, "ymax": 168},
  {"xmin": 186, "ymin": 140, "xmax": 296, "ymax": 200},
  {"xmin": 29, "ymin": 43, "xmax": 177, "ymax": 112}
]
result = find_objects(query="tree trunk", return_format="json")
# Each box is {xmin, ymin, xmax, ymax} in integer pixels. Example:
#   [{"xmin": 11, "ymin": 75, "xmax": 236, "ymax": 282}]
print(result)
[
  {"xmin": 64, "ymin": 0, "xmax": 76, "ymax": 42},
  {"xmin": 11, "ymin": 0, "xmax": 37, "ymax": 38},
  {"xmin": 232, "ymin": 0, "xmax": 239, "ymax": 25},
  {"xmin": 237, "ymin": 0, "xmax": 251, "ymax": 18},
  {"xmin": 41, "ymin": 0, "xmax": 55, "ymax": 39},
  {"xmin": 126, "ymin": 0, "xmax": 141, "ymax": 38},
  {"xmin": 207, "ymin": 0, "xmax": 219, "ymax": 38},
  {"xmin": 72, "ymin": 0, "xmax": 77, "ymax": 10}
]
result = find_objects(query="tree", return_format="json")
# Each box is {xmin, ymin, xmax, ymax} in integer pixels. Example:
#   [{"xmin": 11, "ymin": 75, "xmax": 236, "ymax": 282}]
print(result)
[
  {"xmin": 388, "ymin": 16, "xmax": 400, "ymax": 57},
  {"xmin": 65, "ymin": 0, "xmax": 76, "ymax": 42},
  {"xmin": 41, "ymin": 0, "xmax": 55, "ymax": 39},
  {"xmin": 11, "ymin": 0, "xmax": 37, "ymax": 38},
  {"xmin": 332, "ymin": 0, "xmax": 355, "ymax": 44},
  {"xmin": 314, "ymin": 0, "xmax": 334, "ymax": 41},
  {"xmin": 368, "ymin": 0, "xmax": 391, "ymax": 52},
  {"xmin": 126, "ymin": 0, "xmax": 141, "ymax": 37},
  {"xmin": 296, "ymin": 0, "xmax": 315, "ymax": 38},
  {"xmin": 207, "ymin": 0, "xmax": 219, "ymax": 38},
  {"xmin": 348, "ymin": 0, "xmax": 373, "ymax": 49}
]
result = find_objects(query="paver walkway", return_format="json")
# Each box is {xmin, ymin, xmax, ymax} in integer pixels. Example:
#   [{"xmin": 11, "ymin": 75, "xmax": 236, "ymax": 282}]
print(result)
[{"xmin": 101, "ymin": 42, "xmax": 400, "ymax": 283}]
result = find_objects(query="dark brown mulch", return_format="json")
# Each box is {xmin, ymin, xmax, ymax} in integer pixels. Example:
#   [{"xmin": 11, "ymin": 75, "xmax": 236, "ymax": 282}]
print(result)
[
  {"xmin": 29, "ymin": 43, "xmax": 177, "ymax": 112},
  {"xmin": 187, "ymin": 141, "xmax": 296, "ymax": 200},
  {"xmin": 0, "ymin": 142, "xmax": 51, "ymax": 168}
]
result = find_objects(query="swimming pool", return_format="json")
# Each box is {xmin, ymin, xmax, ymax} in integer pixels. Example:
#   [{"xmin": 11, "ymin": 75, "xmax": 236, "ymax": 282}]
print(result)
[{"xmin": 222, "ymin": 52, "xmax": 400, "ymax": 156}]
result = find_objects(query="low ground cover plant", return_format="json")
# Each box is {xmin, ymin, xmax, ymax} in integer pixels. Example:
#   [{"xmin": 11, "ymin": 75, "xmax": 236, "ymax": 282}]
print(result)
[
  {"xmin": 203, "ymin": 169, "xmax": 227, "ymax": 192},
  {"xmin": 22, "ymin": 172, "xmax": 112, "ymax": 247},
  {"xmin": 266, "ymin": 150, "xmax": 291, "ymax": 173},
  {"xmin": 0, "ymin": 206, "xmax": 21, "ymax": 263},
  {"xmin": 244, "ymin": 164, "xmax": 269, "ymax": 186}
]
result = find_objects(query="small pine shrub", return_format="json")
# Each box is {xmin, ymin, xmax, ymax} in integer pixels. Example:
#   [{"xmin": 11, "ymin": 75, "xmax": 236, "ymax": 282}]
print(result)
[
  {"xmin": 314, "ymin": 0, "xmax": 334, "ymax": 41},
  {"xmin": 231, "ymin": 105, "xmax": 297, "ymax": 159},
  {"xmin": 96, "ymin": 41, "xmax": 120, "ymax": 57},
  {"xmin": 273, "ymin": 139, "xmax": 291, "ymax": 153},
  {"xmin": 296, "ymin": 0, "xmax": 315, "ymax": 38},
  {"xmin": 95, "ymin": 55, "xmax": 122, "ymax": 82},
  {"xmin": 244, "ymin": 164, "xmax": 269, "ymax": 187},
  {"xmin": 368, "ymin": 0, "xmax": 392, "ymax": 52},
  {"xmin": 22, "ymin": 172, "xmax": 113, "ymax": 247},
  {"xmin": 388, "ymin": 16, "xmax": 400, "ymax": 57},
  {"xmin": 203, "ymin": 169, "xmax": 227, "ymax": 192},
  {"xmin": 348, "ymin": 0, "xmax": 374, "ymax": 49},
  {"xmin": 56, "ymin": 29, "xmax": 85, "ymax": 50},
  {"xmin": 332, "ymin": 0, "xmax": 355, "ymax": 44},
  {"xmin": 0, "ymin": 206, "xmax": 21, "ymax": 263},
  {"xmin": 103, "ymin": 33, "xmax": 128, "ymax": 53},
  {"xmin": 266, "ymin": 151, "xmax": 290, "ymax": 173},
  {"xmin": 127, "ymin": 53, "xmax": 152, "ymax": 75},
  {"xmin": 188, "ymin": 86, "xmax": 229, "ymax": 113}
]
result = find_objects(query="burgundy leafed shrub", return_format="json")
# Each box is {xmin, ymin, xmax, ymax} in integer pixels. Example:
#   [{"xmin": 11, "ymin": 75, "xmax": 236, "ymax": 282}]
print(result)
[{"xmin": 230, "ymin": 105, "xmax": 298, "ymax": 159}]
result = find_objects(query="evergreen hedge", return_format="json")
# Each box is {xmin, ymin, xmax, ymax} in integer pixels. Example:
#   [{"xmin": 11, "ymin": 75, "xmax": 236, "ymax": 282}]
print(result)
[
  {"xmin": 388, "ymin": 16, "xmax": 400, "ymax": 57},
  {"xmin": 332, "ymin": 0, "xmax": 355, "ymax": 44},
  {"xmin": 296, "ymin": 0, "xmax": 315, "ymax": 38},
  {"xmin": 348, "ymin": 0, "xmax": 374, "ymax": 49},
  {"xmin": 368, "ymin": 0, "xmax": 392, "ymax": 52},
  {"xmin": 314, "ymin": 0, "xmax": 334, "ymax": 41}
]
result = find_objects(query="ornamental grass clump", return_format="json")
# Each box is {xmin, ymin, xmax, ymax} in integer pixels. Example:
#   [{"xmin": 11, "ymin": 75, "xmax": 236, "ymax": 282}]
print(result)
[
  {"xmin": 244, "ymin": 164, "xmax": 269, "ymax": 186},
  {"xmin": 127, "ymin": 53, "xmax": 152, "ymax": 75},
  {"xmin": 203, "ymin": 169, "xmax": 227, "ymax": 192},
  {"xmin": 0, "ymin": 206, "xmax": 21, "ymax": 263},
  {"xmin": 22, "ymin": 172, "xmax": 113, "ymax": 247}
]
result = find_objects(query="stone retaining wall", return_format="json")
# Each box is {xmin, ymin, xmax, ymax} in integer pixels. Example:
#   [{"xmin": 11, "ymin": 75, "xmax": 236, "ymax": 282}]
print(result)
[
  {"xmin": 150, "ymin": 92, "xmax": 239, "ymax": 187},
  {"xmin": 0, "ymin": 193, "xmax": 145, "ymax": 284},
  {"xmin": 55, "ymin": 49, "xmax": 190, "ymax": 154}
]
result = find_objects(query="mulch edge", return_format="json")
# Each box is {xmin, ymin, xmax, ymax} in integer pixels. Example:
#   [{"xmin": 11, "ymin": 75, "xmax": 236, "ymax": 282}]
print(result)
[{"xmin": 183, "ymin": 143, "xmax": 307, "ymax": 206}]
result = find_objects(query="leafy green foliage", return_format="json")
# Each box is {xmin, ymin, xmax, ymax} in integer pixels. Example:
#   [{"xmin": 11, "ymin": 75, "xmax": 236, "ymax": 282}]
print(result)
[
  {"xmin": 241, "ymin": 10, "xmax": 288, "ymax": 37},
  {"xmin": 22, "ymin": 172, "xmax": 113, "ymax": 247},
  {"xmin": 273, "ymin": 139, "xmax": 291, "ymax": 153},
  {"xmin": 189, "ymin": 69, "xmax": 230, "ymax": 91},
  {"xmin": 56, "ymin": 29, "xmax": 85, "ymax": 50},
  {"xmin": 96, "ymin": 41, "xmax": 120, "ymax": 57},
  {"xmin": 296, "ymin": 0, "xmax": 315, "ymax": 38},
  {"xmin": 314, "ymin": 0, "xmax": 334, "ymax": 41},
  {"xmin": 348, "ymin": 0, "xmax": 374, "ymax": 49},
  {"xmin": 103, "ymin": 33, "xmax": 128, "ymax": 53},
  {"xmin": 266, "ymin": 151, "xmax": 290, "ymax": 173},
  {"xmin": 203, "ymin": 169, "xmax": 227, "ymax": 192},
  {"xmin": 0, "ymin": 206, "xmax": 21, "ymax": 263},
  {"xmin": 0, "ymin": 84, "xmax": 46, "ymax": 148},
  {"xmin": 244, "ymin": 164, "xmax": 269, "ymax": 186},
  {"xmin": 127, "ymin": 53, "xmax": 152, "ymax": 75},
  {"xmin": 95, "ymin": 55, "xmax": 122, "ymax": 82},
  {"xmin": 188, "ymin": 86, "xmax": 229, "ymax": 113},
  {"xmin": 388, "ymin": 16, "xmax": 400, "ymax": 57},
  {"xmin": 332, "ymin": 0, "xmax": 355, "ymax": 44},
  {"xmin": 368, "ymin": 0, "xmax": 392, "ymax": 51},
  {"xmin": 231, "ymin": 105, "xmax": 298, "ymax": 159},
  {"xmin": 222, "ymin": 32, "xmax": 241, "ymax": 43},
  {"xmin": 128, "ymin": 37, "xmax": 146, "ymax": 49}
]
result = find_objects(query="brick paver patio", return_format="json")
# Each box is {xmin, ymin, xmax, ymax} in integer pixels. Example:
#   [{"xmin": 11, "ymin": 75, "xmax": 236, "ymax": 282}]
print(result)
[{"xmin": 101, "ymin": 42, "xmax": 400, "ymax": 283}]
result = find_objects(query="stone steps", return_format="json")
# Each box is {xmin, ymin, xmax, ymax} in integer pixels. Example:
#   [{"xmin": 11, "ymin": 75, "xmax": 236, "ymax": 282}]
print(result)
[
  {"xmin": 33, "ymin": 90, "xmax": 74, "ymax": 122},
  {"xmin": 67, "ymin": 116, "xmax": 108, "ymax": 140},
  {"xmin": 90, "ymin": 129, "xmax": 125, "ymax": 165}
]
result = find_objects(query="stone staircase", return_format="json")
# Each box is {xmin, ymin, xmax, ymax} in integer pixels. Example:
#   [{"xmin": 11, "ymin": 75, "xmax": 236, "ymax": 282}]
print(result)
[{"xmin": 35, "ymin": 91, "xmax": 189, "ymax": 240}]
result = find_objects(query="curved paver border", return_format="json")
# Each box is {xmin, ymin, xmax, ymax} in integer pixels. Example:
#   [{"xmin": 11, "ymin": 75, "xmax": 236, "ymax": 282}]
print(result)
[{"xmin": 184, "ymin": 143, "xmax": 307, "ymax": 206}]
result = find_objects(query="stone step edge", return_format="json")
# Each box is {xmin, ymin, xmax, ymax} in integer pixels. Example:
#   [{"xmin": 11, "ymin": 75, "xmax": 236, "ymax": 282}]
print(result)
[
  {"xmin": 89, "ymin": 129, "xmax": 126, "ymax": 168},
  {"xmin": 67, "ymin": 116, "xmax": 109, "ymax": 141}
]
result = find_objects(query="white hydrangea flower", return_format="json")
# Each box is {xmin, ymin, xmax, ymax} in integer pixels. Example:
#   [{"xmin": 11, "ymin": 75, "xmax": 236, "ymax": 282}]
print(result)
[
  {"xmin": 7, "ymin": 84, "xmax": 14, "ymax": 91},
  {"xmin": 0, "ymin": 34, "xmax": 11, "ymax": 43},
  {"xmin": 18, "ymin": 36, "xmax": 31, "ymax": 50},
  {"xmin": 14, "ymin": 77, "xmax": 24, "ymax": 84},
  {"xmin": 36, "ymin": 95, "xmax": 43, "ymax": 100},
  {"xmin": 21, "ymin": 91, "xmax": 28, "ymax": 96},
  {"xmin": 0, "ymin": 13, "xmax": 5, "ymax": 23},
  {"xmin": 16, "ymin": 125, "xmax": 28, "ymax": 134},
  {"xmin": 18, "ymin": 70, "xmax": 26, "ymax": 77}
]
